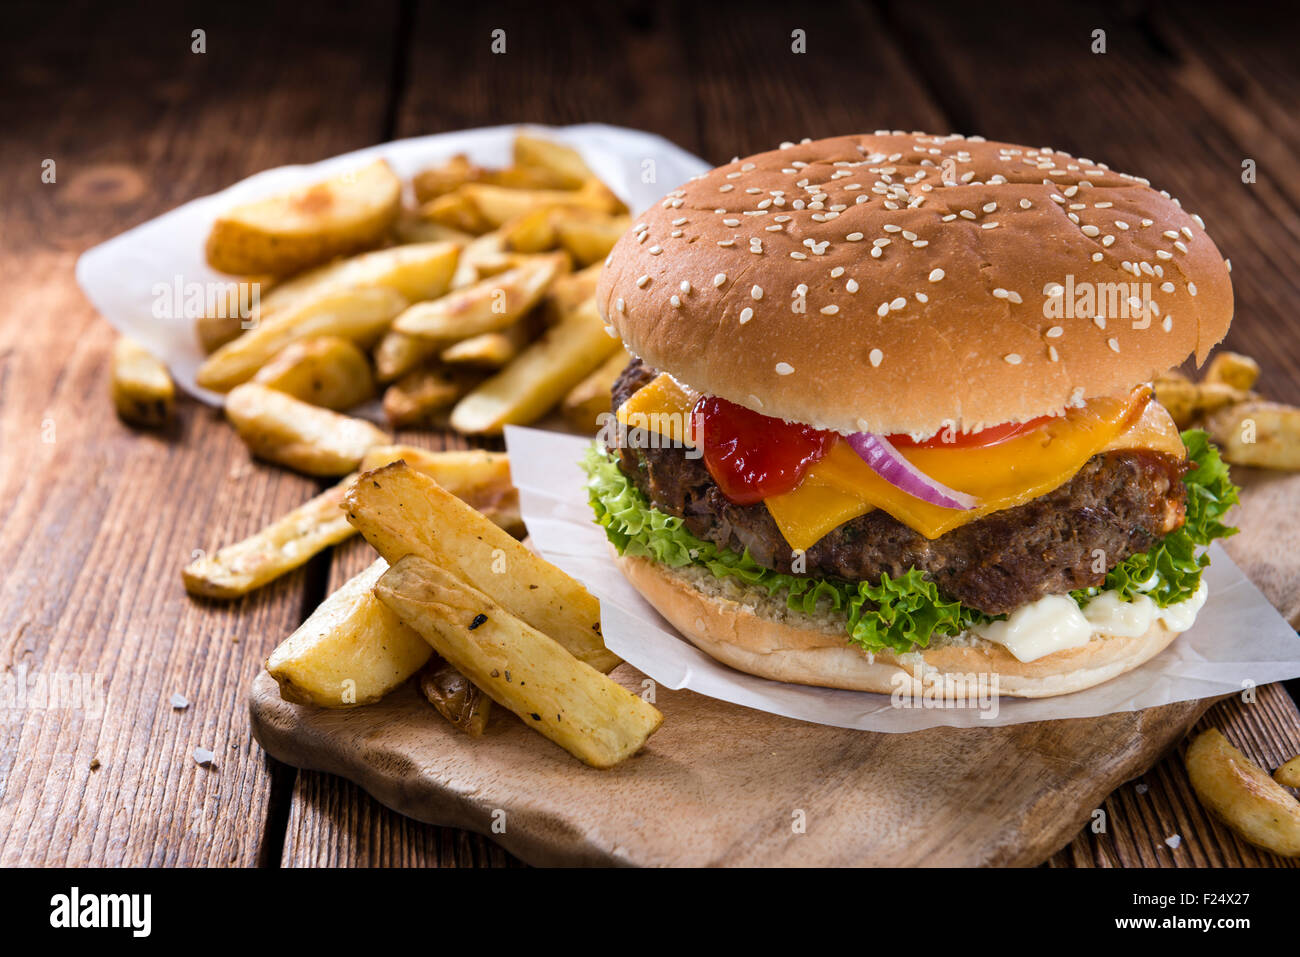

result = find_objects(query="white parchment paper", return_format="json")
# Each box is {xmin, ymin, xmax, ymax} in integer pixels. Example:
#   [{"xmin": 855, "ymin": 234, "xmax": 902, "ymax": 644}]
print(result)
[
  {"xmin": 75, "ymin": 123, "xmax": 712, "ymax": 405},
  {"xmin": 505, "ymin": 425, "xmax": 1300, "ymax": 731}
]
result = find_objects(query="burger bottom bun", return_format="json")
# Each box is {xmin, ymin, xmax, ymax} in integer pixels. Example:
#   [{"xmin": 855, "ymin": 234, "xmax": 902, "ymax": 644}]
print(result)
[{"xmin": 615, "ymin": 553, "xmax": 1182, "ymax": 700}]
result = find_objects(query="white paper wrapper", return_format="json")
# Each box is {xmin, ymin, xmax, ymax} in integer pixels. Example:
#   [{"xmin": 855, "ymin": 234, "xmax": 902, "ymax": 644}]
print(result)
[
  {"xmin": 76, "ymin": 123, "xmax": 712, "ymax": 405},
  {"xmin": 505, "ymin": 425, "xmax": 1300, "ymax": 731}
]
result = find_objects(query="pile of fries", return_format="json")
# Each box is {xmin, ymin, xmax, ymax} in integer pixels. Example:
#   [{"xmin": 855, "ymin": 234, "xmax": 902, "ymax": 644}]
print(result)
[
  {"xmin": 1185, "ymin": 729, "xmax": 1300, "ymax": 858},
  {"xmin": 112, "ymin": 132, "xmax": 634, "ymax": 437},
  {"xmin": 1155, "ymin": 351, "xmax": 1300, "ymax": 470},
  {"xmin": 267, "ymin": 461, "xmax": 662, "ymax": 768}
]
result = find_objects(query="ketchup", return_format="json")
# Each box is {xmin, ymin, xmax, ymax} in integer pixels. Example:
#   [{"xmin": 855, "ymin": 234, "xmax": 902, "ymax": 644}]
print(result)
[{"xmin": 691, "ymin": 396, "xmax": 837, "ymax": 505}]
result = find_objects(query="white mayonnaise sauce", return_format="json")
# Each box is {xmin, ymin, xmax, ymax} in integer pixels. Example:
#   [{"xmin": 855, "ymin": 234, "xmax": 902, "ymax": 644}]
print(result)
[{"xmin": 971, "ymin": 580, "xmax": 1208, "ymax": 663}]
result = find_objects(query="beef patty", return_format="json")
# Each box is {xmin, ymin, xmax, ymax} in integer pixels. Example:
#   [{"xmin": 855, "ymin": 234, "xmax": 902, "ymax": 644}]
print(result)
[{"xmin": 609, "ymin": 358, "xmax": 1187, "ymax": 616}]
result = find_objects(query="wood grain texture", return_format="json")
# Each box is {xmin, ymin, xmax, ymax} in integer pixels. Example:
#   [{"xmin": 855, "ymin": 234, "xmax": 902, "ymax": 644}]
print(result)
[
  {"xmin": 3, "ymin": 0, "xmax": 1297, "ymax": 867},
  {"xmin": 253, "ymin": 667, "xmax": 1212, "ymax": 867},
  {"xmin": 0, "ymin": 0, "xmax": 401, "ymax": 866}
]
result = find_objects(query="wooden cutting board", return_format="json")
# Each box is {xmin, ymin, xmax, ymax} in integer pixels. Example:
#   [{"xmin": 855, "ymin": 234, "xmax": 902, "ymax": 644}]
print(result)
[{"xmin": 249, "ymin": 471, "xmax": 1295, "ymax": 867}]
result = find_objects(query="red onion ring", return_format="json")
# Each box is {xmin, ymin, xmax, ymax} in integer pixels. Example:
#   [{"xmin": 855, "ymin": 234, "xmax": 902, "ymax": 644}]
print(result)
[{"xmin": 845, "ymin": 431, "xmax": 979, "ymax": 510}]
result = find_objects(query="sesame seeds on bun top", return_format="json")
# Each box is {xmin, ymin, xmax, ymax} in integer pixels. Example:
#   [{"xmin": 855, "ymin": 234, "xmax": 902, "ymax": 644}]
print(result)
[{"xmin": 597, "ymin": 132, "xmax": 1234, "ymax": 436}]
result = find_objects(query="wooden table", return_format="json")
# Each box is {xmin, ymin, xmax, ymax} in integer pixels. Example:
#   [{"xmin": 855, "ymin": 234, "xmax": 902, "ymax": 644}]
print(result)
[{"xmin": 3, "ymin": 0, "xmax": 1298, "ymax": 867}]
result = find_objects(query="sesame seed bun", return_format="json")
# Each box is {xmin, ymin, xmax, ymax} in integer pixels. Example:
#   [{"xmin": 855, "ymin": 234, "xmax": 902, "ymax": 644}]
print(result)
[
  {"xmin": 598, "ymin": 133, "xmax": 1233, "ymax": 436},
  {"xmin": 617, "ymin": 552, "xmax": 1181, "ymax": 699}
]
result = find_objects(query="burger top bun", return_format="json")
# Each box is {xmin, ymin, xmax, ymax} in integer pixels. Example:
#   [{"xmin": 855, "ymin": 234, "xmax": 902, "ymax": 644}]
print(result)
[{"xmin": 598, "ymin": 133, "xmax": 1234, "ymax": 437}]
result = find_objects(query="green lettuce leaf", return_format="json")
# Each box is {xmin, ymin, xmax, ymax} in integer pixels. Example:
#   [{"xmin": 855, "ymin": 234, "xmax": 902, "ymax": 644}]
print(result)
[
  {"xmin": 583, "ymin": 431, "xmax": 1239, "ymax": 656},
  {"xmin": 1072, "ymin": 429, "xmax": 1239, "ymax": 608}
]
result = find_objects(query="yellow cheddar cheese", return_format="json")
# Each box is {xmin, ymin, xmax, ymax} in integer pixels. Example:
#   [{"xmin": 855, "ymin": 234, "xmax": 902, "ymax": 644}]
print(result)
[{"xmin": 615, "ymin": 375, "xmax": 1185, "ymax": 550}]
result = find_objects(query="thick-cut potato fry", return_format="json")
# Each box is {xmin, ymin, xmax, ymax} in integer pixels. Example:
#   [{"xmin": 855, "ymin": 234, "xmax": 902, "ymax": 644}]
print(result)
[
  {"xmin": 374, "ymin": 555, "xmax": 660, "ymax": 768},
  {"xmin": 226, "ymin": 383, "xmax": 390, "ymax": 476},
  {"xmin": 111, "ymin": 337, "xmax": 174, "ymax": 427},
  {"xmin": 1152, "ymin": 374, "xmax": 1198, "ymax": 428},
  {"xmin": 1204, "ymin": 351, "xmax": 1261, "ymax": 391},
  {"xmin": 1276, "ymin": 756, "xmax": 1300, "ymax": 789},
  {"xmin": 206, "ymin": 159, "xmax": 401, "ymax": 276},
  {"xmin": 512, "ymin": 134, "xmax": 595, "ymax": 189},
  {"xmin": 460, "ymin": 181, "xmax": 621, "ymax": 229},
  {"xmin": 543, "ymin": 263, "xmax": 602, "ymax": 323},
  {"xmin": 419, "ymin": 190, "xmax": 494, "ymax": 235},
  {"xmin": 418, "ymin": 654, "xmax": 493, "ymax": 736},
  {"xmin": 501, "ymin": 206, "xmax": 560, "ymax": 253},
  {"xmin": 382, "ymin": 366, "xmax": 472, "ymax": 427},
  {"xmin": 562, "ymin": 347, "xmax": 631, "ymax": 432},
  {"xmin": 441, "ymin": 320, "xmax": 530, "ymax": 368},
  {"xmin": 195, "ymin": 275, "xmax": 277, "ymax": 353},
  {"xmin": 449, "ymin": 298, "xmax": 622, "ymax": 434},
  {"xmin": 451, "ymin": 231, "xmax": 510, "ymax": 289},
  {"xmin": 266, "ymin": 558, "xmax": 431, "ymax": 708},
  {"xmin": 373, "ymin": 329, "xmax": 439, "ymax": 384},
  {"xmin": 344, "ymin": 461, "xmax": 619, "ymax": 672},
  {"xmin": 253, "ymin": 336, "xmax": 375, "ymax": 410},
  {"xmin": 1185, "ymin": 729, "xmax": 1300, "ymax": 858},
  {"xmin": 259, "ymin": 241, "xmax": 460, "ymax": 312},
  {"xmin": 392, "ymin": 213, "xmax": 474, "ymax": 247},
  {"xmin": 1204, "ymin": 400, "xmax": 1300, "ymax": 470},
  {"xmin": 358, "ymin": 445, "xmax": 521, "ymax": 534},
  {"xmin": 198, "ymin": 286, "xmax": 407, "ymax": 392},
  {"xmin": 183, "ymin": 473, "xmax": 358, "ymax": 598},
  {"xmin": 392, "ymin": 254, "xmax": 565, "ymax": 341},
  {"xmin": 556, "ymin": 213, "xmax": 630, "ymax": 266},
  {"xmin": 412, "ymin": 154, "xmax": 570, "ymax": 204}
]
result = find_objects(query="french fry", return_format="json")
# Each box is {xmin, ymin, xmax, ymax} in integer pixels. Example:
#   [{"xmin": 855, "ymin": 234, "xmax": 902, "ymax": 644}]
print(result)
[
  {"xmin": 1276, "ymin": 756, "xmax": 1300, "ymax": 789},
  {"xmin": 257, "ymin": 241, "xmax": 460, "ymax": 312},
  {"xmin": 449, "ymin": 298, "xmax": 622, "ymax": 434},
  {"xmin": 562, "ymin": 347, "xmax": 630, "ymax": 432},
  {"xmin": 418, "ymin": 654, "xmax": 493, "ymax": 736},
  {"xmin": 418, "ymin": 190, "xmax": 494, "ymax": 235},
  {"xmin": 392, "ymin": 213, "xmax": 474, "ymax": 247},
  {"xmin": 374, "ymin": 555, "xmax": 660, "ymax": 768},
  {"xmin": 253, "ymin": 336, "xmax": 375, "ymax": 410},
  {"xmin": 266, "ymin": 558, "xmax": 432, "ymax": 708},
  {"xmin": 373, "ymin": 329, "xmax": 438, "ymax": 384},
  {"xmin": 512, "ymin": 133, "xmax": 595, "ymax": 189},
  {"xmin": 183, "ymin": 473, "xmax": 359, "ymax": 598},
  {"xmin": 543, "ymin": 263, "xmax": 602, "ymax": 323},
  {"xmin": 343, "ymin": 461, "xmax": 619, "ymax": 672},
  {"xmin": 460, "ymin": 181, "xmax": 621, "ymax": 229},
  {"xmin": 555, "ymin": 213, "xmax": 630, "ymax": 266},
  {"xmin": 197, "ymin": 286, "xmax": 408, "ymax": 392},
  {"xmin": 111, "ymin": 337, "xmax": 174, "ymax": 427},
  {"xmin": 1204, "ymin": 401, "xmax": 1300, "ymax": 470},
  {"xmin": 412, "ymin": 154, "xmax": 488, "ymax": 203},
  {"xmin": 392, "ymin": 253, "xmax": 565, "ymax": 341},
  {"xmin": 381, "ymin": 366, "xmax": 471, "ymax": 427},
  {"xmin": 1152, "ymin": 374, "xmax": 1199, "ymax": 429},
  {"xmin": 195, "ymin": 275, "xmax": 277, "ymax": 353},
  {"xmin": 1185, "ymin": 729, "xmax": 1300, "ymax": 858},
  {"xmin": 358, "ymin": 445, "xmax": 521, "ymax": 534},
  {"xmin": 1204, "ymin": 351, "xmax": 1261, "ymax": 391},
  {"xmin": 226, "ymin": 383, "xmax": 390, "ymax": 476},
  {"xmin": 206, "ymin": 159, "xmax": 401, "ymax": 276},
  {"xmin": 501, "ymin": 206, "xmax": 560, "ymax": 253},
  {"xmin": 440, "ymin": 320, "xmax": 530, "ymax": 368}
]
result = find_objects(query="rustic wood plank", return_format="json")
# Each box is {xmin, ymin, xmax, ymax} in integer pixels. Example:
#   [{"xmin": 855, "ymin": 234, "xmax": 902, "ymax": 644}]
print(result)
[{"xmin": 0, "ymin": 0, "xmax": 400, "ymax": 865}]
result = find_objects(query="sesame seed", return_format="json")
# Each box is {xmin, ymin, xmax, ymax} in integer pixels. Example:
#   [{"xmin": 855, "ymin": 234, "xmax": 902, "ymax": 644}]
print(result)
[
  {"xmin": 1102, "ymin": 235, "xmax": 1115, "ymax": 247},
  {"xmin": 820, "ymin": 305, "xmax": 839, "ymax": 315},
  {"xmin": 1046, "ymin": 326, "xmax": 1063, "ymax": 337},
  {"xmin": 775, "ymin": 362, "xmax": 794, "ymax": 375},
  {"xmin": 713, "ymin": 273, "xmax": 727, "ymax": 288},
  {"xmin": 845, "ymin": 279, "xmax": 859, "ymax": 293},
  {"xmin": 636, "ymin": 275, "xmax": 650, "ymax": 288},
  {"xmin": 869, "ymin": 348, "xmax": 884, "ymax": 367},
  {"xmin": 830, "ymin": 267, "xmax": 845, "ymax": 278},
  {"xmin": 649, "ymin": 246, "xmax": 662, "ymax": 255},
  {"xmin": 672, "ymin": 217, "xmax": 687, "ymax": 226},
  {"xmin": 615, "ymin": 298, "xmax": 625, "ymax": 313},
  {"xmin": 928, "ymin": 268, "xmax": 945, "ymax": 282},
  {"xmin": 1155, "ymin": 249, "xmax": 1173, "ymax": 260},
  {"xmin": 717, "ymin": 239, "xmax": 735, "ymax": 247},
  {"xmin": 1174, "ymin": 241, "xmax": 1188, "ymax": 253},
  {"xmin": 751, "ymin": 285, "xmax": 763, "ymax": 300},
  {"xmin": 1092, "ymin": 252, "xmax": 1104, "ymax": 262},
  {"xmin": 1163, "ymin": 230, "xmax": 1179, "ymax": 240},
  {"xmin": 1020, "ymin": 199, "xmax": 1032, "ymax": 209},
  {"xmin": 915, "ymin": 292, "xmax": 928, "ymax": 304},
  {"xmin": 1048, "ymin": 345, "xmax": 1059, "ymax": 362},
  {"xmin": 992, "ymin": 288, "xmax": 1009, "ymax": 299},
  {"xmin": 1162, "ymin": 315, "xmax": 1173, "ymax": 332},
  {"xmin": 790, "ymin": 251, "xmax": 807, "ymax": 260},
  {"xmin": 1004, "ymin": 353, "xmax": 1022, "ymax": 365},
  {"xmin": 890, "ymin": 297, "xmax": 906, "ymax": 311},
  {"xmin": 670, "ymin": 295, "xmax": 681, "ymax": 308},
  {"xmin": 1081, "ymin": 225, "xmax": 1100, "ymax": 237},
  {"xmin": 877, "ymin": 302, "xmax": 890, "ymax": 317},
  {"xmin": 1108, "ymin": 338, "xmax": 1120, "ymax": 353},
  {"xmin": 723, "ymin": 218, "xmax": 740, "ymax": 227},
  {"xmin": 739, "ymin": 307, "xmax": 754, "ymax": 324},
  {"xmin": 1187, "ymin": 282, "xmax": 1197, "ymax": 296},
  {"xmin": 981, "ymin": 222, "xmax": 999, "ymax": 229}
]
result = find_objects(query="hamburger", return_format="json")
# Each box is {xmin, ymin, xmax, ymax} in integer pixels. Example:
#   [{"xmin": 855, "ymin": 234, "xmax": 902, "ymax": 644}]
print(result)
[{"xmin": 585, "ymin": 132, "xmax": 1240, "ymax": 699}]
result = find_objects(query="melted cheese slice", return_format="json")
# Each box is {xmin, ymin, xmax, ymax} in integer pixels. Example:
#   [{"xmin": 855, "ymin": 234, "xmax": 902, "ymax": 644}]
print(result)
[{"xmin": 615, "ymin": 375, "xmax": 1185, "ymax": 550}]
